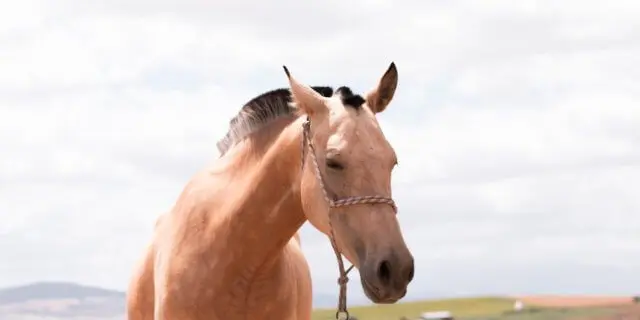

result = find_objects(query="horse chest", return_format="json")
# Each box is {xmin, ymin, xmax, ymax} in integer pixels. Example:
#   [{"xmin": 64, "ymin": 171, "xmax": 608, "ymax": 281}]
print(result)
[
  {"xmin": 243, "ymin": 243, "xmax": 312, "ymax": 320},
  {"xmin": 176, "ymin": 240, "xmax": 311, "ymax": 320}
]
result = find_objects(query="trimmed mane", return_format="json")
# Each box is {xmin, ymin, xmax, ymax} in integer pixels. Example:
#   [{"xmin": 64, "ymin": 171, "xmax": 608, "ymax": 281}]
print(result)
[{"xmin": 216, "ymin": 86, "xmax": 335, "ymax": 156}]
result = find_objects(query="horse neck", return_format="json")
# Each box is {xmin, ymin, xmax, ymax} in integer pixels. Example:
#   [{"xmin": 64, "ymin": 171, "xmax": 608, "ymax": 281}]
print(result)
[{"xmin": 224, "ymin": 117, "xmax": 307, "ymax": 268}]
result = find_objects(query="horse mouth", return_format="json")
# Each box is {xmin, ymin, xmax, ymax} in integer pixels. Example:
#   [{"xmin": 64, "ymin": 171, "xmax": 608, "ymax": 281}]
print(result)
[{"xmin": 361, "ymin": 279, "xmax": 401, "ymax": 304}]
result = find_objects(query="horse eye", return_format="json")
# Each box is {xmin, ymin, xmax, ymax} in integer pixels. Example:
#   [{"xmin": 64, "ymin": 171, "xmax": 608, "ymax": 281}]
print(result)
[{"xmin": 326, "ymin": 159, "xmax": 344, "ymax": 170}]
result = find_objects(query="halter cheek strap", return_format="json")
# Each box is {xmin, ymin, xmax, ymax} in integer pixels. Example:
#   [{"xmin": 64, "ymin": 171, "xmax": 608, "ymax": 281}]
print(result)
[{"xmin": 300, "ymin": 117, "xmax": 397, "ymax": 320}]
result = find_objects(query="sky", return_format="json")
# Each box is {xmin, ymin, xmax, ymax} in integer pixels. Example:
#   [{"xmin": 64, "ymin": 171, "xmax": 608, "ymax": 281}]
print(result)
[{"xmin": 1, "ymin": 0, "xmax": 639, "ymax": 307}]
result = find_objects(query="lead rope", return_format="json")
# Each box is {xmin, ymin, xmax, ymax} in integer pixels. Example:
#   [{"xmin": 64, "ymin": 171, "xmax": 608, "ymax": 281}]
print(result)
[{"xmin": 301, "ymin": 117, "xmax": 396, "ymax": 320}]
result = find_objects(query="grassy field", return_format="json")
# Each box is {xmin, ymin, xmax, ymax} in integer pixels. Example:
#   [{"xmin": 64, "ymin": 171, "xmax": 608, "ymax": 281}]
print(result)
[
  {"xmin": 311, "ymin": 296, "xmax": 636, "ymax": 320},
  {"xmin": 312, "ymin": 296, "xmax": 515, "ymax": 320},
  {"xmin": 463, "ymin": 306, "xmax": 620, "ymax": 320}
]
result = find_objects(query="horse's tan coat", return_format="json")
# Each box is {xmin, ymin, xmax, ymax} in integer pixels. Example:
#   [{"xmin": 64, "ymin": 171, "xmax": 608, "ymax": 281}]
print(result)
[{"xmin": 127, "ymin": 64, "xmax": 413, "ymax": 319}]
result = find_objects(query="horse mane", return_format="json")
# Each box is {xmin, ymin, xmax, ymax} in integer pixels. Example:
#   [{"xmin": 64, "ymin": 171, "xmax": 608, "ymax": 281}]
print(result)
[{"xmin": 216, "ymin": 86, "xmax": 335, "ymax": 156}]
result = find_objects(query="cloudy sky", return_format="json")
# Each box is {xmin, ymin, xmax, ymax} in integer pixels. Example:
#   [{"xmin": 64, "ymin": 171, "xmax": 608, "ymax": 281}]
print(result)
[{"xmin": 1, "ymin": 0, "xmax": 639, "ymax": 307}]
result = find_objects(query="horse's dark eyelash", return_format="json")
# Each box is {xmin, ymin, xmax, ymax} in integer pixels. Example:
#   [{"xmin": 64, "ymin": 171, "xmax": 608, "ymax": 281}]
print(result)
[{"xmin": 326, "ymin": 159, "xmax": 344, "ymax": 170}]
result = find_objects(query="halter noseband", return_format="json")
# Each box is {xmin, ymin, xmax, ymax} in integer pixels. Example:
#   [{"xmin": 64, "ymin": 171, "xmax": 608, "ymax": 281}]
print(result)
[{"xmin": 300, "ymin": 116, "xmax": 397, "ymax": 320}]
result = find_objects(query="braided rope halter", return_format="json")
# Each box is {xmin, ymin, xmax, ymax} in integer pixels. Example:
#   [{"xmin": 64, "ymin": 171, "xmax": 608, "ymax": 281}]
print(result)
[{"xmin": 300, "ymin": 116, "xmax": 398, "ymax": 320}]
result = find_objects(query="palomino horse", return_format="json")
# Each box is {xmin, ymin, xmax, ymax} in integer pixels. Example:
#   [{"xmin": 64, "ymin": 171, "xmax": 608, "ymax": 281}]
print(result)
[{"xmin": 126, "ymin": 63, "xmax": 414, "ymax": 320}]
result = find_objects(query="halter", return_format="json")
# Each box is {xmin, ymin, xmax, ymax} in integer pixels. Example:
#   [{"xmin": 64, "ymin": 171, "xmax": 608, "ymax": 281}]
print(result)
[{"xmin": 300, "ymin": 116, "xmax": 397, "ymax": 320}]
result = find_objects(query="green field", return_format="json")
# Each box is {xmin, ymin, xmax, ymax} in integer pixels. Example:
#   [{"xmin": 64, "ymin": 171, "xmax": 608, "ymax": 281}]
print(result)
[
  {"xmin": 311, "ymin": 297, "xmax": 625, "ymax": 320},
  {"xmin": 312, "ymin": 297, "xmax": 515, "ymax": 320},
  {"xmin": 465, "ymin": 306, "xmax": 620, "ymax": 320}
]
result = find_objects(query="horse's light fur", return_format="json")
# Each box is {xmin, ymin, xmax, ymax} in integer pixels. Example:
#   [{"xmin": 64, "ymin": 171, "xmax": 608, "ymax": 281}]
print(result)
[{"xmin": 126, "ymin": 63, "xmax": 412, "ymax": 319}]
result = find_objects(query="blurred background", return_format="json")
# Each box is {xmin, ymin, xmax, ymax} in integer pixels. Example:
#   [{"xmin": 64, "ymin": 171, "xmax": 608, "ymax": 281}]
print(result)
[{"xmin": 0, "ymin": 0, "xmax": 638, "ymax": 319}]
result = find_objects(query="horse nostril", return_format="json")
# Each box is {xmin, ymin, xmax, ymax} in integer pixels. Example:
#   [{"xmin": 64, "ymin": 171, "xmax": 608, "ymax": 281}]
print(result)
[{"xmin": 377, "ymin": 260, "xmax": 392, "ymax": 285}]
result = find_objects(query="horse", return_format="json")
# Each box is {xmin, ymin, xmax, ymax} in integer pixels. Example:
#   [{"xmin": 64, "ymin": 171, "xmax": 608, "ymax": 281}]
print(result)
[{"xmin": 126, "ymin": 63, "xmax": 415, "ymax": 320}]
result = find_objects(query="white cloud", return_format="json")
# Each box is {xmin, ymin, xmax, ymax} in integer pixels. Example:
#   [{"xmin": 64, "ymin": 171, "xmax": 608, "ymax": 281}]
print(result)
[{"xmin": 0, "ymin": 0, "xmax": 639, "ymax": 308}]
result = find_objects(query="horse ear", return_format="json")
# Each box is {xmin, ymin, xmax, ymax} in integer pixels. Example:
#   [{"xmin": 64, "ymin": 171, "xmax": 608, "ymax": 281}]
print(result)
[
  {"xmin": 365, "ymin": 62, "xmax": 398, "ymax": 113},
  {"xmin": 283, "ymin": 66, "xmax": 327, "ymax": 116}
]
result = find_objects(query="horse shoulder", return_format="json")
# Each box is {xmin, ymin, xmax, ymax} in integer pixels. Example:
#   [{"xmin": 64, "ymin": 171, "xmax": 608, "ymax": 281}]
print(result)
[{"xmin": 127, "ymin": 213, "xmax": 166, "ymax": 320}]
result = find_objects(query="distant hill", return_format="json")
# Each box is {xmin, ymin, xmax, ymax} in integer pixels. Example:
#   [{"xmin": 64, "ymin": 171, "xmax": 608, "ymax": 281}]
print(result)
[
  {"xmin": 0, "ymin": 282, "xmax": 125, "ymax": 320},
  {"xmin": 0, "ymin": 282, "xmax": 124, "ymax": 304}
]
